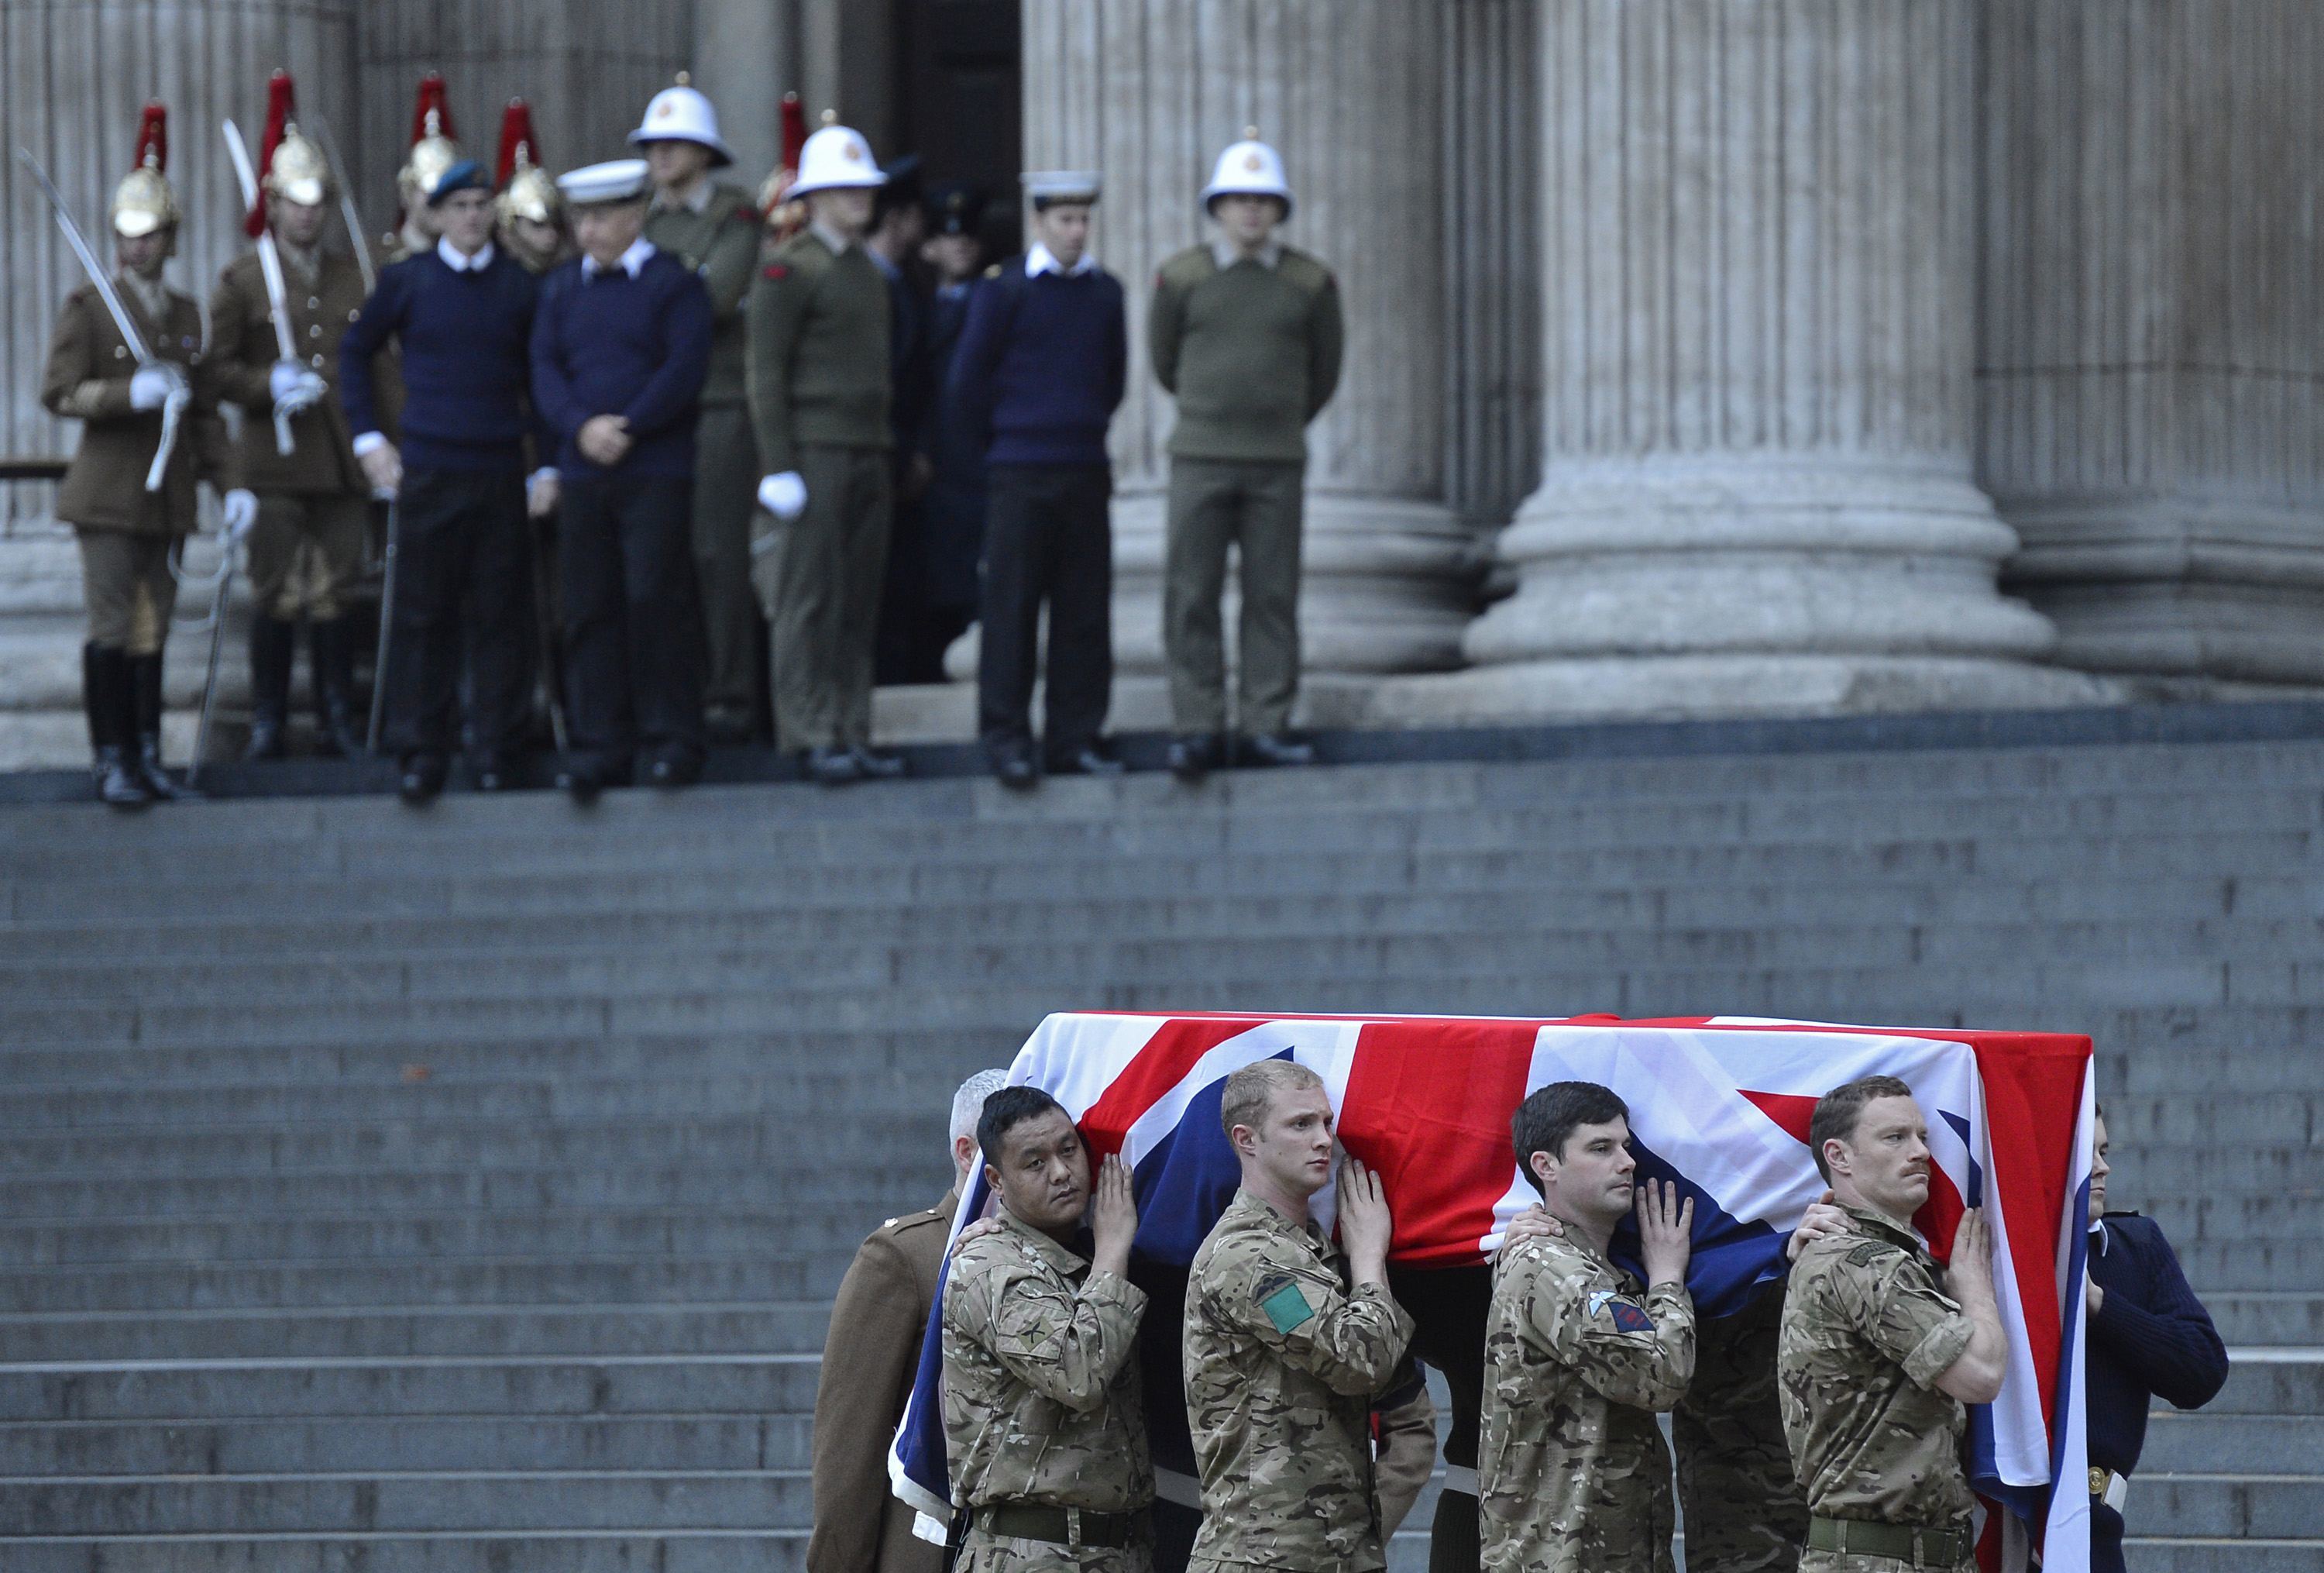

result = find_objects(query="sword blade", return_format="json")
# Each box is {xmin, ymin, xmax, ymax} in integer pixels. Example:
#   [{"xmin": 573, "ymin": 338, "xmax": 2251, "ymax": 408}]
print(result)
[
  {"xmin": 15, "ymin": 149, "xmax": 153, "ymax": 364},
  {"xmin": 302, "ymin": 113, "xmax": 376, "ymax": 294},
  {"xmin": 222, "ymin": 123, "xmax": 299, "ymax": 361}
]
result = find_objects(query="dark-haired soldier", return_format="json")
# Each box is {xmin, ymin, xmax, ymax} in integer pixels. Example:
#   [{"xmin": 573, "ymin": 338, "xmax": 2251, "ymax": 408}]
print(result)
[
  {"xmin": 943, "ymin": 1086, "xmax": 1153, "ymax": 1573},
  {"xmin": 1779, "ymin": 1077, "xmax": 2008, "ymax": 1573}
]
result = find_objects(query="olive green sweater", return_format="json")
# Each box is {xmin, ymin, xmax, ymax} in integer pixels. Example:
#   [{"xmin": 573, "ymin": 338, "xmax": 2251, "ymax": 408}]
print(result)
[
  {"xmin": 746, "ymin": 229, "xmax": 893, "ymax": 473},
  {"xmin": 645, "ymin": 180, "xmax": 764, "ymax": 407},
  {"xmin": 1149, "ymin": 243, "xmax": 1343, "ymax": 463}
]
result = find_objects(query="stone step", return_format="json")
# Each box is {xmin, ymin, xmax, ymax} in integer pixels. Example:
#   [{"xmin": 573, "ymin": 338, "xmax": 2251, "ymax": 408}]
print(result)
[
  {"xmin": 0, "ymin": 1412, "xmax": 814, "ymax": 1475},
  {"xmin": 2202, "ymin": 1296, "xmax": 2324, "ymax": 1347},
  {"xmin": 0, "ymin": 1355, "xmax": 819, "ymax": 1422},
  {"xmin": 2147, "ymin": 1413, "xmax": 2324, "ymax": 1475},
  {"xmin": 0, "ymin": 1302, "xmax": 830, "ymax": 1361},
  {"xmin": 2119, "ymin": 1543, "xmax": 2324, "ymax": 1573},
  {"xmin": 0, "ymin": 1530, "xmax": 805, "ymax": 1573},
  {"xmin": 2175, "ymin": 1243, "xmax": 2324, "ymax": 1291},
  {"xmin": 2133, "ymin": 1475, "xmax": 2324, "ymax": 1540},
  {"xmin": 2207, "ymin": 1353, "xmax": 2324, "ymax": 1413}
]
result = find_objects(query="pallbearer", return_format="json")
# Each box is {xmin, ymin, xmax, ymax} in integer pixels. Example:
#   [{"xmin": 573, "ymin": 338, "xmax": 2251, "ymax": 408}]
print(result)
[
  {"xmin": 531, "ymin": 159, "xmax": 713, "ymax": 797},
  {"xmin": 40, "ymin": 105, "xmax": 252, "ymax": 806},
  {"xmin": 211, "ymin": 71, "xmax": 374, "ymax": 759}
]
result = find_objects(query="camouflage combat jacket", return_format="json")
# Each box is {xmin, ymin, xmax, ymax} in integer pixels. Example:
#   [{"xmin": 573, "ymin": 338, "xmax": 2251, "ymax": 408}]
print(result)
[
  {"xmin": 941, "ymin": 1205, "xmax": 1152, "ymax": 1513},
  {"xmin": 1477, "ymin": 1233, "xmax": 1696, "ymax": 1573},
  {"xmin": 1777, "ymin": 1206, "xmax": 1978, "ymax": 1533},
  {"xmin": 1183, "ymin": 1189, "xmax": 1416, "ymax": 1572}
]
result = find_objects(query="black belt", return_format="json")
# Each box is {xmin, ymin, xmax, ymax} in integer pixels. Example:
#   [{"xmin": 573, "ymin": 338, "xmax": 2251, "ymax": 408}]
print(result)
[
  {"xmin": 973, "ymin": 1503, "xmax": 1147, "ymax": 1549},
  {"xmin": 1807, "ymin": 1516, "xmax": 1973, "ymax": 1568}
]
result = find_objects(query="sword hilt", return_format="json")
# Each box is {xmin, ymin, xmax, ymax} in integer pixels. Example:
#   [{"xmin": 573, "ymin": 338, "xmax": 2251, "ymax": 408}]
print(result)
[
  {"xmin": 145, "ymin": 387, "xmax": 187, "ymax": 493},
  {"xmin": 273, "ymin": 404, "xmax": 296, "ymax": 457}
]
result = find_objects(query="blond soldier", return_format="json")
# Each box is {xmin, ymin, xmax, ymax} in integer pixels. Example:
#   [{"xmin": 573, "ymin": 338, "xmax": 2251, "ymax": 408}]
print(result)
[
  {"xmin": 42, "ymin": 103, "xmax": 249, "ymax": 807},
  {"xmin": 1184, "ymin": 1061, "xmax": 1415, "ymax": 1573},
  {"xmin": 1477, "ymin": 1083, "xmax": 1697, "ymax": 1573},
  {"xmin": 1779, "ymin": 1076, "xmax": 2008, "ymax": 1573},
  {"xmin": 944, "ymin": 1086, "xmax": 1153, "ymax": 1573}
]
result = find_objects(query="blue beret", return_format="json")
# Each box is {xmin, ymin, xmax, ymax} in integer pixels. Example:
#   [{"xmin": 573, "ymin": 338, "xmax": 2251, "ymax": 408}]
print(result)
[{"xmin": 426, "ymin": 160, "xmax": 491, "ymax": 206}]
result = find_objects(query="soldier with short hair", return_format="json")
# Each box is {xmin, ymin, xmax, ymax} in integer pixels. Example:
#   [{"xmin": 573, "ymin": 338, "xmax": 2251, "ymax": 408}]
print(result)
[
  {"xmin": 1183, "ymin": 1060, "xmax": 1415, "ymax": 1573},
  {"xmin": 1477, "ymin": 1081, "xmax": 1697, "ymax": 1573},
  {"xmin": 943, "ymin": 1086, "xmax": 1153, "ymax": 1573},
  {"xmin": 1779, "ymin": 1076, "xmax": 2007, "ymax": 1573}
]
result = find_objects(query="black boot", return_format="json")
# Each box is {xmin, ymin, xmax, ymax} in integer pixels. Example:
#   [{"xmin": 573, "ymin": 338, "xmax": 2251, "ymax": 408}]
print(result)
[
  {"xmin": 131, "ymin": 652, "xmax": 200, "ymax": 801},
  {"xmin": 308, "ymin": 618, "xmax": 365, "ymax": 758},
  {"xmin": 81, "ymin": 644, "xmax": 149, "ymax": 808},
  {"xmin": 244, "ymin": 615, "xmax": 295, "ymax": 760}
]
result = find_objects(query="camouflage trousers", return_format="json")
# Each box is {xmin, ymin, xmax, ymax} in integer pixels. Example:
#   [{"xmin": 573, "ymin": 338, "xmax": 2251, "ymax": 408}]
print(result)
[
  {"xmin": 958, "ymin": 1527, "xmax": 1153, "ymax": 1573},
  {"xmin": 1675, "ymin": 1282, "xmax": 1808, "ymax": 1573},
  {"xmin": 1797, "ymin": 1554, "xmax": 1975, "ymax": 1573}
]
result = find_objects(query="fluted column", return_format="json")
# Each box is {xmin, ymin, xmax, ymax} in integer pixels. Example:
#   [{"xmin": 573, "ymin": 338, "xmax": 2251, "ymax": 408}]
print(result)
[
  {"xmin": 1982, "ymin": 0, "xmax": 2324, "ymax": 688},
  {"xmin": 1021, "ymin": 0, "xmax": 1473, "ymax": 682},
  {"xmin": 1446, "ymin": 0, "xmax": 2113, "ymax": 721}
]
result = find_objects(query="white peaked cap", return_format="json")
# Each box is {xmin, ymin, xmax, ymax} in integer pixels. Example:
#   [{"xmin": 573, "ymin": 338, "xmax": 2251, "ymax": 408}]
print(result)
[{"xmin": 556, "ymin": 159, "xmax": 651, "ymax": 206}]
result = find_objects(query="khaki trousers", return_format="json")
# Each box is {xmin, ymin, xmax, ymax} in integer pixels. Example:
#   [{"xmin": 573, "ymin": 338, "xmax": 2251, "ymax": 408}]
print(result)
[
  {"xmin": 249, "ymin": 492, "xmax": 369, "ymax": 621},
  {"xmin": 691, "ymin": 401, "xmax": 762, "ymax": 728},
  {"xmin": 1162, "ymin": 458, "xmax": 1305, "ymax": 736},
  {"xmin": 75, "ymin": 528, "xmax": 179, "ymax": 656},
  {"xmin": 752, "ymin": 443, "xmax": 892, "ymax": 753}
]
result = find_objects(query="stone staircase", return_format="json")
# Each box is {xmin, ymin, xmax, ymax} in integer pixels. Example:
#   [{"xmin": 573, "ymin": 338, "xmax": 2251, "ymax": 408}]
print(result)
[{"xmin": 0, "ymin": 721, "xmax": 2317, "ymax": 1570}]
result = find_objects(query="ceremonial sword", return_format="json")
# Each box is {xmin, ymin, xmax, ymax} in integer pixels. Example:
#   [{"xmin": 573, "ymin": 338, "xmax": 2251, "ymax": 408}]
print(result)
[
  {"xmin": 16, "ymin": 150, "xmax": 184, "ymax": 491},
  {"xmin": 301, "ymin": 112, "xmax": 376, "ymax": 295},
  {"xmin": 221, "ymin": 121, "xmax": 300, "ymax": 458}
]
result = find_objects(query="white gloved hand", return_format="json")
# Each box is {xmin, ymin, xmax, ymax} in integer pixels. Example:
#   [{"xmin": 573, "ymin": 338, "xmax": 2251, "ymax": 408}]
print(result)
[
  {"xmin": 270, "ymin": 361, "xmax": 328, "ymax": 415},
  {"xmin": 758, "ymin": 470, "xmax": 808, "ymax": 523},
  {"xmin": 129, "ymin": 363, "xmax": 187, "ymax": 411},
  {"xmin": 222, "ymin": 488, "xmax": 260, "ymax": 542}
]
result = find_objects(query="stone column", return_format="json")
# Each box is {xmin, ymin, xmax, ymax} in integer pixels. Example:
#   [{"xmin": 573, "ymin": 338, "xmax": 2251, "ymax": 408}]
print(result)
[
  {"xmin": 1020, "ymin": 0, "xmax": 1474, "ymax": 690},
  {"xmin": 1440, "ymin": 0, "xmax": 2113, "ymax": 721},
  {"xmin": 1982, "ymin": 0, "xmax": 2324, "ymax": 688},
  {"xmin": 0, "ymin": 0, "xmax": 356, "ymax": 762}
]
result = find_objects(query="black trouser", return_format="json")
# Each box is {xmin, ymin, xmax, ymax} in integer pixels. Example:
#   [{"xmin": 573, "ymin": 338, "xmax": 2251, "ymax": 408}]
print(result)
[
  {"xmin": 559, "ymin": 473, "xmax": 707, "ymax": 777},
  {"xmin": 381, "ymin": 466, "xmax": 535, "ymax": 762},
  {"xmin": 977, "ymin": 463, "xmax": 1112, "ymax": 759}
]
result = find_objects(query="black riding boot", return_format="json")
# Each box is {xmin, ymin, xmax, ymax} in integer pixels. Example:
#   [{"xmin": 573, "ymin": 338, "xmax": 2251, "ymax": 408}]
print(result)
[
  {"xmin": 131, "ymin": 651, "xmax": 200, "ymax": 801},
  {"xmin": 244, "ymin": 614, "xmax": 295, "ymax": 759},
  {"xmin": 309, "ymin": 617, "xmax": 365, "ymax": 757},
  {"xmin": 81, "ymin": 643, "xmax": 149, "ymax": 808}
]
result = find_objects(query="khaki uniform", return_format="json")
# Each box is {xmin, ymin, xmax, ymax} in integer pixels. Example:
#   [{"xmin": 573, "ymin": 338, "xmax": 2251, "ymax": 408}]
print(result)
[
  {"xmin": 809, "ymin": 1190, "xmax": 957, "ymax": 1573},
  {"xmin": 1183, "ymin": 1189, "xmax": 1416, "ymax": 1573},
  {"xmin": 745, "ymin": 225, "xmax": 893, "ymax": 754},
  {"xmin": 210, "ymin": 248, "xmax": 372, "ymax": 620},
  {"xmin": 1477, "ymin": 1234, "xmax": 1696, "ymax": 1573},
  {"xmin": 40, "ymin": 278, "xmax": 235, "ymax": 652},
  {"xmin": 647, "ymin": 180, "xmax": 765, "ymax": 731},
  {"xmin": 944, "ymin": 1206, "xmax": 1153, "ymax": 1573},
  {"xmin": 1778, "ymin": 1209, "xmax": 1978, "ymax": 1573}
]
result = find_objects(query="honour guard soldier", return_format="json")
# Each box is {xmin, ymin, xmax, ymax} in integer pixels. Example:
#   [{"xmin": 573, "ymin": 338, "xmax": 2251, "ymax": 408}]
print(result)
[
  {"xmin": 943, "ymin": 1087, "xmax": 1154, "ymax": 1573},
  {"xmin": 212, "ymin": 71, "xmax": 373, "ymax": 760},
  {"xmin": 1478, "ymin": 1083, "xmax": 1697, "ymax": 1573},
  {"xmin": 341, "ymin": 158, "xmax": 542, "ymax": 803},
  {"xmin": 902, "ymin": 182, "xmax": 989, "ymax": 680},
  {"xmin": 531, "ymin": 159, "xmax": 713, "ymax": 797},
  {"xmin": 631, "ymin": 76, "xmax": 766, "ymax": 746},
  {"xmin": 1150, "ymin": 133, "xmax": 1343, "ymax": 782},
  {"xmin": 1184, "ymin": 1061, "xmax": 1415, "ymax": 1573},
  {"xmin": 41, "ymin": 104, "xmax": 253, "ymax": 806},
  {"xmin": 949, "ymin": 171, "xmax": 1126, "ymax": 789},
  {"xmin": 1779, "ymin": 1077, "xmax": 2008, "ymax": 1573},
  {"xmin": 747, "ymin": 118, "xmax": 898, "ymax": 785},
  {"xmin": 387, "ymin": 74, "xmax": 461, "ymax": 264},
  {"xmin": 496, "ymin": 99, "xmax": 569, "ymax": 277}
]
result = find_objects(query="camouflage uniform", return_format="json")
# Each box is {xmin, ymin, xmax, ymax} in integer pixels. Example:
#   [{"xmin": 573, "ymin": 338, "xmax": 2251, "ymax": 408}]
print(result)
[
  {"xmin": 1676, "ymin": 1281, "xmax": 1810, "ymax": 1573},
  {"xmin": 1777, "ymin": 1208, "xmax": 1978, "ymax": 1573},
  {"xmin": 1183, "ymin": 1188, "xmax": 1417, "ymax": 1573},
  {"xmin": 944, "ymin": 1206, "xmax": 1153, "ymax": 1573},
  {"xmin": 1477, "ymin": 1234, "xmax": 1696, "ymax": 1573}
]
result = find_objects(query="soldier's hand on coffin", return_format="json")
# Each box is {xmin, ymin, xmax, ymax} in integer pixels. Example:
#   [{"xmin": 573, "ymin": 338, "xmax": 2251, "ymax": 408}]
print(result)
[
  {"xmin": 1944, "ymin": 1207, "xmax": 1996, "ymax": 1299},
  {"xmin": 1494, "ymin": 1202, "xmax": 1566, "ymax": 1261},
  {"xmin": 1636, "ymin": 1179, "xmax": 1694, "ymax": 1289},
  {"xmin": 1091, "ymin": 1153, "xmax": 1137, "ymax": 1277},
  {"xmin": 1787, "ymin": 1188, "xmax": 1854, "ymax": 1262},
  {"xmin": 359, "ymin": 442, "xmax": 403, "ymax": 497},
  {"xmin": 129, "ymin": 362, "xmax": 187, "ymax": 411},
  {"xmin": 1337, "ymin": 1156, "xmax": 1394, "ymax": 1281}
]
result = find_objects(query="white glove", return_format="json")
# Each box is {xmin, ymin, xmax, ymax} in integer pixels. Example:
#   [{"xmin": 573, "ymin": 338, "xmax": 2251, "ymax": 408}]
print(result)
[
  {"xmin": 129, "ymin": 363, "xmax": 187, "ymax": 411},
  {"xmin": 270, "ymin": 360, "xmax": 328, "ymax": 413},
  {"xmin": 758, "ymin": 470, "xmax": 808, "ymax": 522},
  {"xmin": 222, "ymin": 489, "xmax": 260, "ymax": 542}
]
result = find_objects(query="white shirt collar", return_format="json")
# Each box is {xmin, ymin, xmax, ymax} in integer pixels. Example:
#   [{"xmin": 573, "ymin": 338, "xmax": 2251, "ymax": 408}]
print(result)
[
  {"xmin": 1027, "ymin": 242, "xmax": 1097, "ymax": 278},
  {"xmin": 1212, "ymin": 237, "xmax": 1282, "ymax": 270},
  {"xmin": 438, "ymin": 238, "xmax": 496, "ymax": 273},
  {"xmin": 655, "ymin": 178, "xmax": 715, "ymax": 216},
  {"xmin": 581, "ymin": 237, "xmax": 658, "ymax": 281},
  {"xmin": 810, "ymin": 221, "xmax": 855, "ymax": 256}
]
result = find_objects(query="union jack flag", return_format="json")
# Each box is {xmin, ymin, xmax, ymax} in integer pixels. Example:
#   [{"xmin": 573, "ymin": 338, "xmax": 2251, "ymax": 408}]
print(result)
[{"xmin": 891, "ymin": 1011, "xmax": 2095, "ymax": 1573}]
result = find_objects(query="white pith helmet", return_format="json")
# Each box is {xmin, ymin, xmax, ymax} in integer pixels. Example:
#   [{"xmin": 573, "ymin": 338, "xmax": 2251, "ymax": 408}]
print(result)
[
  {"xmin": 787, "ymin": 120, "xmax": 885, "ymax": 197},
  {"xmin": 1201, "ymin": 128, "xmax": 1292, "ymax": 217},
  {"xmin": 628, "ymin": 74, "xmax": 734, "ymax": 167}
]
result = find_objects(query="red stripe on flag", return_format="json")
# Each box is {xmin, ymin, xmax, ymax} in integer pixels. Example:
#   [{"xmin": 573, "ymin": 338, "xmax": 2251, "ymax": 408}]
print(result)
[
  {"xmin": 1971, "ymin": 1032, "xmax": 2093, "ymax": 1437},
  {"xmin": 1074, "ymin": 1017, "xmax": 1270, "ymax": 1160}
]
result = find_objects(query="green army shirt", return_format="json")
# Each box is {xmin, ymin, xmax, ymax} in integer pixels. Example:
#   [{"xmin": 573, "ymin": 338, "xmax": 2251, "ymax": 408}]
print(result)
[
  {"xmin": 745, "ymin": 223, "xmax": 892, "ymax": 474},
  {"xmin": 1183, "ymin": 1188, "xmax": 1415, "ymax": 1573},
  {"xmin": 1777, "ymin": 1206, "xmax": 1978, "ymax": 1533},
  {"xmin": 1149, "ymin": 241, "xmax": 1343, "ymax": 465},
  {"xmin": 645, "ymin": 178, "xmax": 762, "ymax": 406},
  {"xmin": 1478, "ymin": 1234, "xmax": 1697, "ymax": 1573}
]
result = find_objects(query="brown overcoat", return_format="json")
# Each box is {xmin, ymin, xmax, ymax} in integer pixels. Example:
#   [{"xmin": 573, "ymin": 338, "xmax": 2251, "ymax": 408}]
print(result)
[
  {"xmin": 40, "ymin": 282, "xmax": 235, "ymax": 534},
  {"xmin": 808, "ymin": 1189, "xmax": 957, "ymax": 1573},
  {"xmin": 208, "ymin": 250, "xmax": 370, "ymax": 495}
]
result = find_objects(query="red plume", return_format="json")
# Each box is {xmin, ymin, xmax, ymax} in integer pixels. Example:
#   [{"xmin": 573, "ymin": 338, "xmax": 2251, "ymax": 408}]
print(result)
[
  {"xmin": 246, "ymin": 70, "xmax": 296, "ymax": 239},
  {"xmin": 779, "ymin": 92, "xmax": 806, "ymax": 172},
  {"xmin": 132, "ymin": 102, "xmax": 168, "ymax": 174},
  {"xmin": 496, "ymin": 98, "xmax": 538, "ymax": 187},
  {"xmin": 410, "ymin": 71, "xmax": 453, "ymax": 145}
]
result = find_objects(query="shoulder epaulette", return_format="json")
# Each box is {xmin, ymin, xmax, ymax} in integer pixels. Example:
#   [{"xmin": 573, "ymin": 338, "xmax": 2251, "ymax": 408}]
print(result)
[{"xmin": 1157, "ymin": 246, "xmax": 1217, "ymax": 290}]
